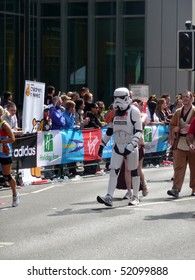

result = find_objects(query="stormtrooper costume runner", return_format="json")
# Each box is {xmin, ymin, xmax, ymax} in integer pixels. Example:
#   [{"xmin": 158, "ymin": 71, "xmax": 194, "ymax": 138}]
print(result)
[{"xmin": 97, "ymin": 87, "xmax": 142, "ymax": 206}]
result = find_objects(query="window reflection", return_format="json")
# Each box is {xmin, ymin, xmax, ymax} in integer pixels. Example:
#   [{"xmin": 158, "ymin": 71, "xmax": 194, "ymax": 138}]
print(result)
[
  {"xmin": 96, "ymin": 18, "xmax": 116, "ymax": 107},
  {"xmin": 123, "ymin": 18, "xmax": 145, "ymax": 86},
  {"xmin": 41, "ymin": 19, "xmax": 60, "ymax": 88},
  {"xmin": 68, "ymin": 19, "xmax": 87, "ymax": 91},
  {"xmin": 96, "ymin": 2, "xmax": 116, "ymax": 16},
  {"xmin": 123, "ymin": 1, "xmax": 145, "ymax": 15},
  {"xmin": 68, "ymin": 3, "xmax": 88, "ymax": 17},
  {"xmin": 41, "ymin": 3, "xmax": 60, "ymax": 17}
]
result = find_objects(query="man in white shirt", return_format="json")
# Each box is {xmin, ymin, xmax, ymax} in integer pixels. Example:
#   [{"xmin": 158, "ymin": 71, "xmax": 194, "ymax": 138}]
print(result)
[{"xmin": 2, "ymin": 102, "xmax": 18, "ymax": 131}]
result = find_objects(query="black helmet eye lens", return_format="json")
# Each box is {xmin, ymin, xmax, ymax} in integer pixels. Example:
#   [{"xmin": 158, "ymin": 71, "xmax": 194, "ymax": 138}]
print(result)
[{"xmin": 114, "ymin": 95, "xmax": 126, "ymax": 99}]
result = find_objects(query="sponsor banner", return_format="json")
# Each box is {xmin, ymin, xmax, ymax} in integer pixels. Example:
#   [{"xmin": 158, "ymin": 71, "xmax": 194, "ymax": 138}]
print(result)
[
  {"xmin": 37, "ymin": 129, "xmax": 101, "ymax": 167},
  {"xmin": 12, "ymin": 133, "xmax": 37, "ymax": 169},
  {"xmin": 22, "ymin": 80, "xmax": 45, "ymax": 133},
  {"xmin": 101, "ymin": 126, "xmax": 114, "ymax": 158},
  {"xmin": 102, "ymin": 125, "xmax": 169, "ymax": 158},
  {"xmin": 144, "ymin": 125, "xmax": 169, "ymax": 153},
  {"xmin": 37, "ymin": 130, "xmax": 62, "ymax": 166},
  {"xmin": 82, "ymin": 128, "xmax": 102, "ymax": 161},
  {"xmin": 13, "ymin": 126, "xmax": 170, "ymax": 169},
  {"xmin": 61, "ymin": 129, "xmax": 84, "ymax": 164}
]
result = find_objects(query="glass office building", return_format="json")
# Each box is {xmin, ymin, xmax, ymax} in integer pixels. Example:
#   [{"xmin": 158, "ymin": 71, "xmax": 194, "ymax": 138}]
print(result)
[{"xmin": 0, "ymin": 0, "xmax": 145, "ymax": 108}]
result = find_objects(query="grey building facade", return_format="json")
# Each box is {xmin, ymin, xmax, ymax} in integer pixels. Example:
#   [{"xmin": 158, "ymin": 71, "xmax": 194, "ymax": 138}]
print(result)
[{"xmin": 145, "ymin": 0, "xmax": 194, "ymax": 95}]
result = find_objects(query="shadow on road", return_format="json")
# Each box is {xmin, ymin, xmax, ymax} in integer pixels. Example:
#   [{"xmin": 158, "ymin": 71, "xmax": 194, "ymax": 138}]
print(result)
[{"xmin": 144, "ymin": 211, "xmax": 195, "ymax": 220}]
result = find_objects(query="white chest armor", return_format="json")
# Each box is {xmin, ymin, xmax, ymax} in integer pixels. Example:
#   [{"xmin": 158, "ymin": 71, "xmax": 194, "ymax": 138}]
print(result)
[{"xmin": 113, "ymin": 108, "xmax": 134, "ymax": 144}]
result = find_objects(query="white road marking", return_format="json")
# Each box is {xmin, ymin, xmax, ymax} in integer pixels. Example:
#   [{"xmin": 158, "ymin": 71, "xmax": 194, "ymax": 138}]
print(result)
[
  {"xmin": 0, "ymin": 242, "xmax": 14, "ymax": 247},
  {"xmin": 31, "ymin": 185, "xmax": 56, "ymax": 193},
  {"xmin": 115, "ymin": 196, "xmax": 195, "ymax": 210}
]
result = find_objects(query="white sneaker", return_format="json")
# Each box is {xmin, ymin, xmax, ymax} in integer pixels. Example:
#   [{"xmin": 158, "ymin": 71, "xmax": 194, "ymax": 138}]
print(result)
[
  {"xmin": 123, "ymin": 190, "xmax": 133, "ymax": 200},
  {"xmin": 97, "ymin": 194, "xmax": 113, "ymax": 207},
  {"xmin": 12, "ymin": 193, "xmax": 20, "ymax": 207},
  {"xmin": 128, "ymin": 196, "xmax": 139, "ymax": 206}
]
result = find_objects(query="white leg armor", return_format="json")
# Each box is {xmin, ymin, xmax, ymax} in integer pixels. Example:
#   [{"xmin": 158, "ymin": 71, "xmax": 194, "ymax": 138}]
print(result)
[
  {"xmin": 107, "ymin": 151, "xmax": 124, "ymax": 196},
  {"xmin": 107, "ymin": 169, "xmax": 119, "ymax": 197},
  {"xmin": 128, "ymin": 176, "xmax": 140, "ymax": 206},
  {"xmin": 132, "ymin": 176, "xmax": 140, "ymax": 199}
]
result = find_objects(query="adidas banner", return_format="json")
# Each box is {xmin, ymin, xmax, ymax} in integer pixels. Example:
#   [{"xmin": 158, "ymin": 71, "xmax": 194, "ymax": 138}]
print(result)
[{"xmin": 12, "ymin": 133, "xmax": 37, "ymax": 169}]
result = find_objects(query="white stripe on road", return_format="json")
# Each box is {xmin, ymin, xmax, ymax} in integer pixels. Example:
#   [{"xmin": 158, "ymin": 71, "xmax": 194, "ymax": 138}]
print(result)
[
  {"xmin": 31, "ymin": 185, "xmax": 57, "ymax": 193},
  {"xmin": 0, "ymin": 242, "xmax": 14, "ymax": 248},
  {"xmin": 116, "ymin": 196, "xmax": 195, "ymax": 210}
]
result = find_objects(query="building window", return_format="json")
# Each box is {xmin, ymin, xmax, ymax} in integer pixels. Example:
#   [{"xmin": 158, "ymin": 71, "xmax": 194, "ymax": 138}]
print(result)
[
  {"xmin": 68, "ymin": 3, "xmax": 88, "ymax": 17},
  {"xmin": 95, "ymin": 18, "xmax": 116, "ymax": 107},
  {"xmin": 123, "ymin": 1, "xmax": 145, "ymax": 15},
  {"xmin": 41, "ymin": 3, "xmax": 60, "ymax": 17},
  {"xmin": 95, "ymin": 2, "xmax": 116, "ymax": 16},
  {"xmin": 41, "ymin": 19, "xmax": 60, "ymax": 89},
  {"xmin": 67, "ymin": 18, "xmax": 88, "ymax": 91},
  {"xmin": 123, "ymin": 17, "xmax": 145, "ymax": 86}
]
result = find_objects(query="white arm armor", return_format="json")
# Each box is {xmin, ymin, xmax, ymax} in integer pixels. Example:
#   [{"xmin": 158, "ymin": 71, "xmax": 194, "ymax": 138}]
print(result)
[
  {"xmin": 101, "ymin": 122, "xmax": 113, "ymax": 147},
  {"xmin": 126, "ymin": 107, "xmax": 143, "ymax": 152}
]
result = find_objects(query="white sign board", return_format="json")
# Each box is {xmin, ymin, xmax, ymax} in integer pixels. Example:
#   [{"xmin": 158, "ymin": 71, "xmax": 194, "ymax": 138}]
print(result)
[
  {"xmin": 22, "ymin": 80, "xmax": 45, "ymax": 133},
  {"xmin": 129, "ymin": 84, "xmax": 149, "ymax": 102}
]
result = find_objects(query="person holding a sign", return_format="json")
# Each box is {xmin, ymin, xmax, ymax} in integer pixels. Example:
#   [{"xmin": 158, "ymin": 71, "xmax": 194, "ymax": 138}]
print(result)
[{"xmin": 0, "ymin": 106, "xmax": 19, "ymax": 207}]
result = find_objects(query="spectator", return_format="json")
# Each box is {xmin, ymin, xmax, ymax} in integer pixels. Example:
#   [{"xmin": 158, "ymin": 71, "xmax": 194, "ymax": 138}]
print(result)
[
  {"xmin": 187, "ymin": 117, "xmax": 195, "ymax": 159},
  {"xmin": 171, "ymin": 95, "xmax": 183, "ymax": 113},
  {"xmin": 63, "ymin": 100, "xmax": 76, "ymax": 130},
  {"xmin": 96, "ymin": 101, "xmax": 107, "ymax": 127},
  {"xmin": 186, "ymin": 117, "xmax": 195, "ymax": 215},
  {"xmin": 155, "ymin": 98, "xmax": 170, "ymax": 124},
  {"xmin": 0, "ymin": 106, "xmax": 19, "ymax": 207},
  {"xmin": 146, "ymin": 100, "xmax": 165, "ymax": 125},
  {"xmin": 104, "ymin": 103, "xmax": 115, "ymax": 123},
  {"xmin": 63, "ymin": 100, "xmax": 78, "ymax": 177},
  {"xmin": 1, "ymin": 102, "xmax": 23, "ymax": 136},
  {"xmin": 38, "ymin": 105, "xmax": 52, "ymax": 131},
  {"xmin": 75, "ymin": 98, "xmax": 90, "ymax": 129},
  {"xmin": 161, "ymin": 93, "xmax": 172, "ymax": 120},
  {"xmin": 133, "ymin": 99, "xmax": 148, "ymax": 196},
  {"xmin": 192, "ymin": 92, "xmax": 195, "ymax": 106},
  {"xmin": 67, "ymin": 91, "xmax": 80, "ymax": 102},
  {"xmin": 50, "ymin": 96, "xmax": 65, "ymax": 130},
  {"xmin": 167, "ymin": 91, "xmax": 195, "ymax": 198},
  {"xmin": 79, "ymin": 87, "xmax": 89, "ymax": 98},
  {"xmin": 60, "ymin": 93, "xmax": 71, "ymax": 112},
  {"xmin": 83, "ymin": 102, "xmax": 102, "ymax": 175},
  {"xmin": 147, "ymin": 94, "xmax": 157, "ymax": 104},
  {"xmin": 83, "ymin": 92, "xmax": 93, "ymax": 113},
  {"xmin": 1, "ymin": 91, "xmax": 13, "ymax": 108},
  {"xmin": 84, "ymin": 103, "xmax": 102, "ymax": 128},
  {"xmin": 44, "ymin": 85, "xmax": 55, "ymax": 106}
]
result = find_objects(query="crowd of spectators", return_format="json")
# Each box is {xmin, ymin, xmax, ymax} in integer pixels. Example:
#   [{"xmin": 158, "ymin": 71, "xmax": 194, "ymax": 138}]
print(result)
[
  {"xmin": 42, "ymin": 85, "xmax": 107, "ymax": 133},
  {"xmin": 41, "ymin": 86, "xmax": 108, "ymax": 177}
]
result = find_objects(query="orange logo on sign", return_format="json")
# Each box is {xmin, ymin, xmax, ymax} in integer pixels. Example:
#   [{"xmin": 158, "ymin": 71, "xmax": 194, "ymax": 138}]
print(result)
[{"xmin": 25, "ymin": 85, "xmax": 30, "ymax": 96}]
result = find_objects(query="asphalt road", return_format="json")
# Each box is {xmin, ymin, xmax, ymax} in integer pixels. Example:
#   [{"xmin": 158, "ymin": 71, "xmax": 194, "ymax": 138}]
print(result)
[{"xmin": 0, "ymin": 166, "xmax": 195, "ymax": 260}]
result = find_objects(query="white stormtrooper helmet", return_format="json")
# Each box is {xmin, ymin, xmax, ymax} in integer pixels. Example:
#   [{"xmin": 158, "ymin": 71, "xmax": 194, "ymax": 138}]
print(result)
[{"xmin": 113, "ymin": 87, "xmax": 132, "ymax": 111}]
